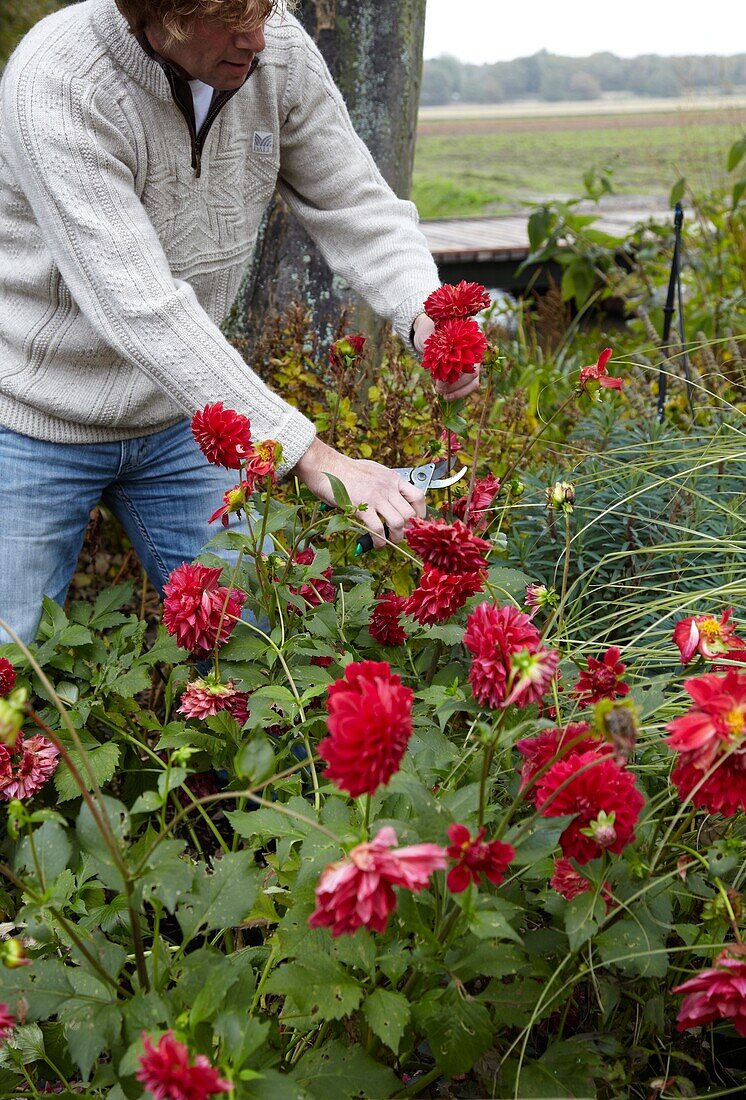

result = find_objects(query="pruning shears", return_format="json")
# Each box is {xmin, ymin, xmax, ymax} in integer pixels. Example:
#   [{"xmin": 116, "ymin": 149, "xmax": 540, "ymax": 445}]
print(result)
[{"xmin": 354, "ymin": 458, "xmax": 468, "ymax": 556}]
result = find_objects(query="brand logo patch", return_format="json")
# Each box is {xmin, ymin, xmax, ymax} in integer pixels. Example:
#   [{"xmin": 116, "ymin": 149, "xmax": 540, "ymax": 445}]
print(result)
[{"xmin": 253, "ymin": 131, "xmax": 274, "ymax": 154}]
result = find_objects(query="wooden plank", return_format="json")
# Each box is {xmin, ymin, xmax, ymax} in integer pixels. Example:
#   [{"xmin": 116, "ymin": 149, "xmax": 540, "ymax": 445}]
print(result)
[{"xmin": 421, "ymin": 210, "xmax": 669, "ymax": 262}]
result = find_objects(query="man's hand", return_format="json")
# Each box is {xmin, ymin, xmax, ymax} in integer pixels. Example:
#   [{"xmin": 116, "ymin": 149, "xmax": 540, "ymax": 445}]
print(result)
[
  {"xmin": 292, "ymin": 438, "xmax": 426, "ymax": 549},
  {"xmin": 412, "ymin": 312, "xmax": 481, "ymax": 401}
]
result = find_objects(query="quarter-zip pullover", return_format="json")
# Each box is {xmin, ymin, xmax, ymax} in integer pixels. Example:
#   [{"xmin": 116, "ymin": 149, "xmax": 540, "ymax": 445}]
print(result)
[{"xmin": 0, "ymin": 0, "xmax": 441, "ymax": 468}]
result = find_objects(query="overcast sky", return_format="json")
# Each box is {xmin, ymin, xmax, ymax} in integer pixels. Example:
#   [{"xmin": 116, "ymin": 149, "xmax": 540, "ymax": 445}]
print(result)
[{"xmin": 423, "ymin": 0, "xmax": 741, "ymax": 64}]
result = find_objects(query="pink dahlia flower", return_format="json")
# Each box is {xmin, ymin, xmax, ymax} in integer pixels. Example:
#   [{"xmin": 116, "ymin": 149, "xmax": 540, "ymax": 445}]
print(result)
[
  {"xmin": 0, "ymin": 735, "xmax": 59, "ymax": 801},
  {"xmin": 674, "ymin": 950, "xmax": 746, "ymax": 1037},
  {"xmin": 178, "ymin": 680, "xmax": 238, "ymax": 719},
  {"xmin": 308, "ymin": 826, "xmax": 447, "ymax": 937},
  {"xmin": 163, "ymin": 562, "xmax": 246, "ymax": 656},
  {"xmin": 673, "ymin": 609, "xmax": 746, "ymax": 664}
]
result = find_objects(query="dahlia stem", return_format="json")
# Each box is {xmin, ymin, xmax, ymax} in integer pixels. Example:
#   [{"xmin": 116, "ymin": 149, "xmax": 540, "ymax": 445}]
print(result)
[
  {"xmin": 464, "ymin": 372, "xmax": 493, "ymax": 514},
  {"xmin": 213, "ymin": 547, "xmax": 245, "ymax": 681},
  {"xmin": 714, "ymin": 876, "xmax": 743, "ymax": 944},
  {"xmin": 478, "ymin": 743, "xmax": 496, "ymax": 827},
  {"xmin": 363, "ymin": 793, "xmax": 372, "ymax": 837}
]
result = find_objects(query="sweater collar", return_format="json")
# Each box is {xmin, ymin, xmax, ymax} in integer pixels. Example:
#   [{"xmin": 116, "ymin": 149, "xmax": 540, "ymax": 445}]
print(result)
[{"xmin": 92, "ymin": 0, "xmax": 174, "ymax": 100}]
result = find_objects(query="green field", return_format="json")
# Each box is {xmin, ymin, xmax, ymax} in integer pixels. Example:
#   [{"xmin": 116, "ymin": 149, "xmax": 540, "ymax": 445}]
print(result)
[{"xmin": 412, "ymin": 104, "xmax": 745, "ymax": 218}]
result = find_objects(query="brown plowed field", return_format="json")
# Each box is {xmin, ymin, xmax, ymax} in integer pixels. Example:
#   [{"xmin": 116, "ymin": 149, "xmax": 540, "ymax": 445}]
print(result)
[{"xmin": 418, "ymin": 107, "xmax": 745, "ymax": 136}]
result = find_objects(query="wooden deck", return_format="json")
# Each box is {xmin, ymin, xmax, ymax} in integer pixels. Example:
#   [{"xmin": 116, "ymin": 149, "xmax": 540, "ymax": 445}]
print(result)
[
  {"xmin": 421, "ymin": 207, "xmax": 669, "ymax": 264},
  {"xmin": 420, "ymin": 205, "xmax": 671, "ymax": 289}
]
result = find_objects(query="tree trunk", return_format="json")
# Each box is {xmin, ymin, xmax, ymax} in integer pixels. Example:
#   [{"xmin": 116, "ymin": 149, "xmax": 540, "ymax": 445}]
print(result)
[{"xmin": 225, "ymin": 0, "xmax": 427, "ymax": 362}]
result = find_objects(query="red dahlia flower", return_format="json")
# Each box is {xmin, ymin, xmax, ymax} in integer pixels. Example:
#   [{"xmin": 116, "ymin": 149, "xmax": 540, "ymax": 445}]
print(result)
[
  {"xmin": 535, "ymin": 750, "xmax": 645, "ymax": 865},
  {"xmin": 163, "ymin": 562, "xmax": 246, "ymax": 656},
  {"xmin": 578, "ymin": 347, "xmax": 623, "ymax": 392},
  {"xmin": 191, "ymin": 402, "xmax": 252, "ymax": 469},
  {"xmin": 572, "ymin": 646, "xmax": 630, "ymax": 708},
  {"xmin": 424, "ymin": 281, "xmax": 491, "ymax": 323},
  {"xmin": 405, "ymin": 518, "xmax": 490, "ymax": 574},
  {"xmin": 464, "ymin": 601, "xmax": 557, "ymax": 709},
  {"xmin": 667, "ymin": 669, "xmax": 746, "ymax": 816},
  {"xmin": 0, "ymin": 1003, "xmax": 15, "ymax": 1041},
  {"xmin": 673, "ymin": 609, "xmax": 745, "ymax": 664},
  {"xmin": 516, "ymin": 723, "xmax": 606, "ymax": 798},
  {"xmin": 0, "ymin": 735, "xmax": 60, "ymax": 801},
  {"xmin": 550, "ymin": 857, "xmax": 613, "ymax": 907},
  {"xmin": 136, "ymin": 1030, "xmax": 230, "ymax": 1100},
  {"xmin": 308, "ymin": 825, "xmax": 447, "ymax": 937},
  {"xmin": 289, "ymin": 547, "xmax": 335, "ymax": 608},
  {"xmin": 674, "ymin": 950, "xmax": 746, "ymax": 1037},
  {"xmin": 450, "ymin": 474, "xmax": 501, "ymax": 532},
  {"xmin": 178, "ymin": 679, "xmax": 238, "ymax": 719},
  {"xmin": 404, "ymin": 566, "xmax": 485, "ymax": 626},
  {"xmin": 319, "ymin": 661, "xmax": 413, "ymax": 797},
  {"xmin": 446, "ymin": 823, "xmax": 515, "ymax": 893},
  {"xmin": 0, "ymin": 659, "xmax": 16, "ymax": 698},
  {"xmin": 369, "ymin": 593, "xmax": 407, "ymax": 647},
  {"xmin": 421, "ymin": 318, "xmax": 487, "ymax": 385}
]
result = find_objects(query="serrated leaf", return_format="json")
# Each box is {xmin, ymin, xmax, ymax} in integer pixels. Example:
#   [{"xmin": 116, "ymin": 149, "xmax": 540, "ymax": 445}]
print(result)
[
  {"xmin": 292, "ymin": 1039, "xmax": 399, "ymax": 1099},
  {"xmin": 502, "ymin": 1036, "xmax": 606, "ymax": 1097},
  {"xmin": 487, "ymin": 565, "xmax": 533, "ymax": 600},
  {"xmin": 55, "ymin": 743, "xmax": 121, "ymax": 802},
  {"xmin": 107, "ymin": 664, "xmax": 151, "ymax": 698},
  {"xmin": 0, "ymin": 1023, "xmax": 45, "ymax": 1068},
  {"xmin": 362, "ymin": 988, "xmax": 410, "ymax": 1053},
  {"xmin": 89, "ymin": 582, "xmax": 134, "ymax": 629},
  {"xmin": 176, "ymin": 852, "xmax": 259, "ymax": 941},
  {"xmin": 64, "ymin": 1001, "xmax": 120, "ymax": 1080},
  {"xmin": 508, "ymin": 817, "xmax": 573, "ymax": 865},
  {"xmin": 265, "ymin": 956, "xmax": 363, "ymax": 1023},
  {"xmin": 412, "ymin": 990, "xmax": 493, "ymax": 1078}
]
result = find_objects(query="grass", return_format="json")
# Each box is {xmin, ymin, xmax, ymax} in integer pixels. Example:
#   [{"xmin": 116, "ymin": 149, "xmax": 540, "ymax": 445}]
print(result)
[{"xmin": 412, "ymin": 106, "xmax": 744, "ymax": 218}]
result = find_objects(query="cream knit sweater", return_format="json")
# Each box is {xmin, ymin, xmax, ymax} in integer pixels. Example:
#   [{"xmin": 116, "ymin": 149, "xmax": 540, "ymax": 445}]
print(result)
[{"xmin": 0, "ymin": 0, "xmax": 441, "ymax": 468}]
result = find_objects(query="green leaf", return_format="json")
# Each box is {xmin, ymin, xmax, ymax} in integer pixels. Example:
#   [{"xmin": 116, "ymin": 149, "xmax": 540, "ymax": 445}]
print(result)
[
  {"xmin": 176, "ymin": 852, "xmax": 259, "ymax": 941},
  {"xmin": 89, "ymin": 582, "xmax": 134, "ymax": 629},
  {"xmin": 508, "ymin": 817, "xmax": 572, "ymax": 865},
  {"xmin": 0, "ymin": 1023, "xmax": 45, "ymax": 1068},
  {"xmin": 528, "ymin": 207, "xmax": 553, "ymax": 252},
  {"xmin": 137, "ymin": 838, "xmax": 195, "ymax": 913},
  {"xmin": 487, "ymin": 565, "xmax": 533, "ymax": 600},
  {"xmin": 265, "ymin": 955, "xmax": 363, "ymax": 1024},
  {"xmin": 733, "ymin": 179, "xmax": 746, "ymax": 208},
  {"xmin": 55, "ymin": 742, "xmax": 121, "ymax": 802},
  {"xmin": 64, "ymin": 995, "xmax": 120, "ymax": 1080},
  {"xmin": 727, "ymin": 136, "xmax": 746, "ymax": 172},
  {"xmin": 189, "ymin": 955, "xmax": 242, "ymax": 1027},
  {"xmin": 502, "ymin": 1036, "xmax": 606, "ymax": 1097},
  {"xmin": 76, "ymin": 795, "xmax": 130, "ymax": 890},
  {"xmin": 595, "ymin": 915, "xmax": 669, "ymax": 977},
  {"xmin": 412, "ymin": 989, "xmax": 493, "ymax": 1078},
  {"xmin": 291, "ymin": 1039, "xmax": 399, "ymax": 1100},
  {"xmin": 669, "ymin": 177, "xmax": 686, "ymax": 206},
  {"xmin": 14, "ymin": 820, "xmax": 72, "ymax": 884},
  {"xmin": 564, "ymin": 889, "xmax": 603, "ymax": 951},
  {"xmin": 234, "ymin": 735, "xmax": 276, "ymax": 782},
  {"xmin": 107, "ymin": 664, "xmax": 152, "ymax": 698},
  {"xmin": 362, "ymin": 988, "xmax": 410, "ymax": 1053},
  {"xmin": 325, "ymin": 473, "xmax": 353, "ymax": 510}
]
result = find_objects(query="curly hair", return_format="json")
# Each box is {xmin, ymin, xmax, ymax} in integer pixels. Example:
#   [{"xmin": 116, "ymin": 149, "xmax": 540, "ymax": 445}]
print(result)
[{"xmin": 115, "ymin": 0, "xmax": 291, "ymax": 43}]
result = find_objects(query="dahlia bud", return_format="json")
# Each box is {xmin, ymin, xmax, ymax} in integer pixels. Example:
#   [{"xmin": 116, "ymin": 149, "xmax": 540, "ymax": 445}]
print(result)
[
  {"xmin": 0, "ymin": 688, "xmax": 27, "ymax": 747},
  {"xmin": 329, "ymin": 334, "xmax": 366, "ymax": 372},
  {"xmin": 547, "ymin": 481, "xmax": 576, "ymax": 512},
  {"xmin": 524, "ymin": 583, "xmax": 558, "ymax": 617},
  {"xmin": 0, "ymin": 939, "xmax": 30, "ymax": 969},
  {"xmin": 507, "ymin": 478, "xmax": 525, "ymax": 499},
  {"xmin": 580, "ymin": 810, "xmax": 617, "ymax": 848}
]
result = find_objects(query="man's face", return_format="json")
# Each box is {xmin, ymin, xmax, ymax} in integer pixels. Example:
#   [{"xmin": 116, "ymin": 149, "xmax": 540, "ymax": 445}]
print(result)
[{"xmin": 146, "ymin": 18, "xmax": 266, "ymax": 90}]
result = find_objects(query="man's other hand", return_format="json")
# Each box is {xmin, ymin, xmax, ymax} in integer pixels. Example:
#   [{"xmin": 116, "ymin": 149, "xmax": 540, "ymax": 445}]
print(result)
[
  {"xmin": 412, "ymin": 312, "xmax": 481, "ymax": 401},
  {"xmin": 292, "ymin": 439, "xmax": 426, "ymax": 549}
]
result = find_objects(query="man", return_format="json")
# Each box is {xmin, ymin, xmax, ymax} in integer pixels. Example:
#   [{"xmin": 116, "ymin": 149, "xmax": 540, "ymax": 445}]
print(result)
[{"xmin": 0, "ymin": 0, "xmax": 479, "ymax": 644}]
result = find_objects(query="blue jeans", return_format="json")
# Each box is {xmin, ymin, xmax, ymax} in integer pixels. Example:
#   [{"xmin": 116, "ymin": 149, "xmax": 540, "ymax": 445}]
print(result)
[{"xmin": 0, "ymin": 420, "xmax": 249, "ymax": 645}]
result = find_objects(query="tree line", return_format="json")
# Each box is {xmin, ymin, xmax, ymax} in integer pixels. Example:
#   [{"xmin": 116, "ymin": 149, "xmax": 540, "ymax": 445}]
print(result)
[{"xmin": 421, "ymin": 50, "xmax": 746, "ymax": 105}]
